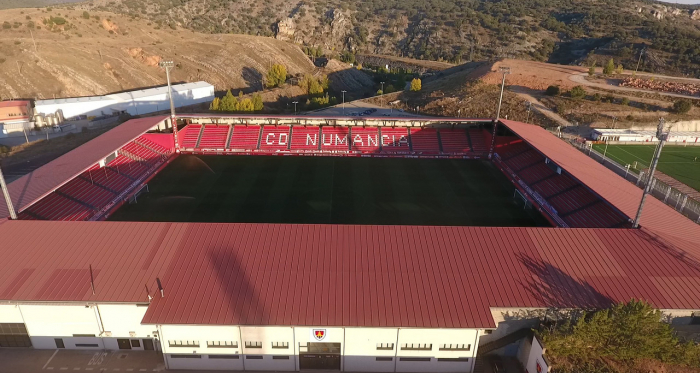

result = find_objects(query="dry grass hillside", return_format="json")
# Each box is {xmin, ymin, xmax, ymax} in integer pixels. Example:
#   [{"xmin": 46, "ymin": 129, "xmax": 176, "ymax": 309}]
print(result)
[{"xmin": 0, "ymin": 7, "xmax": 318, "ymax": 99}]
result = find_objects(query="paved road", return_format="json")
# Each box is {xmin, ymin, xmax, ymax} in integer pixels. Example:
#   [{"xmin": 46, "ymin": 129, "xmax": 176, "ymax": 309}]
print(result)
[{"xmin": 569, "ymin": 72, "xmax": 700, "ymax": 100}]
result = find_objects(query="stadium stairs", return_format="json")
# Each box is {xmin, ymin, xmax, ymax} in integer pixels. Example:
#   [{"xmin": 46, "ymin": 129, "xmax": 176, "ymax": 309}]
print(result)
[
  {"xmin": 17, "ymin": 136, "xmax": 174, "ymax": 222},
  {"xmin": 477, "ymin": 328, "xmax": 533, "ymax": 357},
  {"xmin": 179, "ymin": 124, "xmax": 492, "ymax": 157}
]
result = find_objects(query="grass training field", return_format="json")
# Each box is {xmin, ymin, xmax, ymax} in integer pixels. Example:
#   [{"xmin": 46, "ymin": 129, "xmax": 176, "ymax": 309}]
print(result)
[
  {"xmin": 109, "ymin": 155, "xmax": 550, "ymax": 227},
  {"xmin": 592, "ymin": 144, "xmax": 700, "ymax": 192}
]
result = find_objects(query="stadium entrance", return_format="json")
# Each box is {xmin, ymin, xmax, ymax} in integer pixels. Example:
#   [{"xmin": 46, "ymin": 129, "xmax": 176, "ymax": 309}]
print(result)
[{"xmin": 299, "ymin": 343, "xmax": 341, "ymax": 370}]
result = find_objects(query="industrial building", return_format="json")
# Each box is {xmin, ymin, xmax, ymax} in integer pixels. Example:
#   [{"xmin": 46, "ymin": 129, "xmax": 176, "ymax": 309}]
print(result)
[
  {"xmin": 0, "ymin": 100, "xmax": 33, "ymax": 136},
  {"xmin": 34, "ymin": 82, "xmax": 214, "ymax": 120},
  {"xmin": 1, "ymin": 115, "xmax": 699, "ymax": 372},
  {"xmin": 592, "ymin": 128, "xmax": 700, "ymax": 143}
]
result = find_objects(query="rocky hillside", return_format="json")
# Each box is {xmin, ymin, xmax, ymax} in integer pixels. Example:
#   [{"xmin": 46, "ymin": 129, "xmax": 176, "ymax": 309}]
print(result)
[
  {"xmin": 0, "ymin": 7, "xmax": 320, "ymax": 99},
  {"xmin": 78, "ymin": 0, "xmax": 700, "ymax": 78}
]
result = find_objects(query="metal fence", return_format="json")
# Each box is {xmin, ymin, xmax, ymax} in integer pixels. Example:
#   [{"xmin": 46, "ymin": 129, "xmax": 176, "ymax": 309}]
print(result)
[{"xmin": 569, "ymin": 141, "xmax": 700, "ymax": 224}]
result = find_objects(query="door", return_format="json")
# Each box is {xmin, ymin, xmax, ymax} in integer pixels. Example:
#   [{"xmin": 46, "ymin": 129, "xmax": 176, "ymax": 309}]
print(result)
[
  {"xmin": 143, "ymin": 339, "xmax": 154, "ymax": 350},
  {"xmin": 117, "ymin": 339, "xmax": 132, "ymax": 350},
  {"xmin": 55, "ymin": 338, "xmax": 65, "ymax": 349}
]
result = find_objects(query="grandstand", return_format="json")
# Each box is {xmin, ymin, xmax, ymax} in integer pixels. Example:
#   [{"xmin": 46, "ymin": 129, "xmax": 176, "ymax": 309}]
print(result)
[{"xmin": 1, "ymin": 114, "xmax": 700, "ymax": 373}]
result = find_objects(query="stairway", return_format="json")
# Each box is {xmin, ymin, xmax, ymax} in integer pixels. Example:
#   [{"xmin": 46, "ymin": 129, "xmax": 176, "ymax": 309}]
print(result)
[{"xmin": 477, "ymin": 328, "xmax": 532, "ymax": 356}]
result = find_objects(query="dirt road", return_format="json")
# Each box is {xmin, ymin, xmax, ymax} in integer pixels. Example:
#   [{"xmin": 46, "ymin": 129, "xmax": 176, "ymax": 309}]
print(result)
[{"xmin": 569, "ymin": 73, "xmax": 700, "ymax": 100}]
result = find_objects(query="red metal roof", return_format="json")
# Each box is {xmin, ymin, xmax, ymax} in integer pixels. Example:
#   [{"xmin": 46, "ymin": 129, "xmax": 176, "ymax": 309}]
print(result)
[
  {"xmin": 0, "ymin": 100, "xmax": 30, "ymax": 108},
  {"xmin": 499, "ymin": 119, "xmax": 700, "ymax": 250},
  {"xmin": 0, "ymin": 115, "xmax": 168, "ymax": 219},
  {"xmin": 1, "ymin": 220, "xmax": 699, "ymax": 328}
]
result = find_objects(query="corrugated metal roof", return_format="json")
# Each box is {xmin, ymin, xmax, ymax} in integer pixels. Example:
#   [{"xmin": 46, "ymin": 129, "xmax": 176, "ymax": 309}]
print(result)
[
  {"xmin": 36, "ymin": 82, "xmax": 212, "ymax": 106},
  {"xmin": 500, "ymin": 119, "xmax": 700, "ymax": 248},
  {"xmin": 0, "ymin": 100, "xmax": 31, "ymax": 108},
  {"xmin": 2, "ymin": 220, "xmax": 699, "ymax": 328},
  {"xmin": 0, "ymin": 116, "xmax": 168, "ymax": 219}
]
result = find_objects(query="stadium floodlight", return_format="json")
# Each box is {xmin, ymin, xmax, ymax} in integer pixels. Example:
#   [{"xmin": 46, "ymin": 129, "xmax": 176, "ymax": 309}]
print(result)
[
  {"xmin": 159, "ymin": 60, "xmax": 178, "ymax": 149},
  {"xmin": 0, "ymin": 165, "xmax": 17, "ymax": 220},
  {"xmin": 495, "ymin": 66, "xmax": 511, "ymax": 120},
  {"xmin": 633, "ymin": 117, "xmax": 669, "ymax": 228},
  {"xmin": 292, "ymin": 101, "xmax": 298, "ymax": 115},
  {"xmin": 341, "ymin": 91, "xmax": 347, "ymax": 115}
]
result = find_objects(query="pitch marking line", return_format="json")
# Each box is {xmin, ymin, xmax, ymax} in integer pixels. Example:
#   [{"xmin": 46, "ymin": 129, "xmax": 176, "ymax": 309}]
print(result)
[
  {"xmin": 43, "ymin": 349, "xmax": 59, "ymax": 370},
  {"xmin": 615, "ymin": 146, "xmax": 651, "ymax": 164}
]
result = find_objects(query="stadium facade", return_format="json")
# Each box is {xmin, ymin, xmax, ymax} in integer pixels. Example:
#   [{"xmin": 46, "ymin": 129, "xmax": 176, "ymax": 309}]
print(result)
[{"xmin": 1, "ymin": 114, "xmax": 700, "ymax": 372}]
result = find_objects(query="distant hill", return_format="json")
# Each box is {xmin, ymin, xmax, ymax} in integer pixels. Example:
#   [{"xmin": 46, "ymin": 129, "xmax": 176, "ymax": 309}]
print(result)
[{"xmin": 0, "ymin": 0, "xmax": 82, "ymax": 10}]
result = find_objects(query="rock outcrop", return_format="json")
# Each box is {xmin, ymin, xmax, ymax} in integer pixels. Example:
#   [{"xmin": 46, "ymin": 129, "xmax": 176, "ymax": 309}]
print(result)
[{"xmin": 275, "ymin": 17, "xmax": 295, "ymax": 42}]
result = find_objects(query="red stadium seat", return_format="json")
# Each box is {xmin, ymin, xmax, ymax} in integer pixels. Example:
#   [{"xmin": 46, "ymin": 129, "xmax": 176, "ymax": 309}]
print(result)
[
  {"xmin": 468, "ymin": 129, "xmax": 489, "ymax": 153},
  {"xmin": 260, "ymin": 126, "xmax": 291, "ymax": 152},
  {"xmin": 439, "ymin": 128, "xmax": 471, "ymax": 154},
  {"xmin": 198, "ymin": 125, "xmax": 229, "ymax": 149},
  {"xmin": 228, "ymin": 125, "xmax": 261, "ymax": 151},
  {"xmin": 290, "ymin": 126, "xmax": 321, "ymax": 151},
  {"xmin": 320, "ymin": 127, "xmax": 350, "ymax": 152},
  {"xmin": 380, "ymin": 127, "xmax": 410, "ymax": 154},
  {"xmin": 410, "ymin": 128, "xmax": 440, "ymax": 154},
  {"xmin": 350, "ymin": 127, "xmax": 380, "ymax": 153},
  {"xmin": 179, "ymin": 124, "xmax": 202, "ymax": 149}
]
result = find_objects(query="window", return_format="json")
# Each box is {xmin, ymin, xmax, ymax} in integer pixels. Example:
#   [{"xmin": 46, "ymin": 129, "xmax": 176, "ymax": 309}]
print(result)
[
  {"xmin": 131, "ymin": 340, "xmax": 141, "ymax": 348},
  {"xmin": 438, "ymin": 358, "xmax": 470, "ymax": 362},
  {"xmin": 376, "ymin": 357, "xmax": 393, "ymax": 362},
  {"xmin": 376, "ymin": 343, "xmax": 394, "ymax": 350},
  {"xmin": 272, "ymin": 356, "xmax": 290, "ymax": 360},
  {"xmin": 75, "ymin": 344, "xmax": 99, "ymax": 347},
  {"xmin": 171, "ymin": 354, "xmax": 201, "ymax": 359},
  {"xmin": 246, "ymin": 355, "xmax": 263, "ymax": 359},
  {"xmin": 272, "ymin": 342, "xmax": 289, "ymax": 349},
  {"xmin": 484, "ymin": 330, "xmax": 493, "ymax": 335},
  {"xmin": 401, "ymin": 343, "xmax": 432, "ymax": 351},
  {"xmin": 400, "ymin": 357, "xmax": 431, "ymax": 362},
  {"xmin": 439, "ymin": 344, "xmax": 471, "ymax": 351},
  {"xmin": 0, "ymin": 324, "xmax": 28, "ymax": 335},
  {"xmin": 209, "ymin": 355, "xmax": 239, "ymax": 359},
  {"xmin": 55, "ymin": 339, "xmax": 65, "ymax": 348},
  {"xmin": 168, "ymin": 340, "xmax": 199, "ymax": 347},
  {"xmin": 207, "ymin": 341, "xmax": 238, "ymax": 348},
  {"xmin": 72, "ymin": 334, "xmax": 96, "ymax": 337},
  {"xmin": 245, "ymin": 341, "xmax": 263, "ymax": 349}
]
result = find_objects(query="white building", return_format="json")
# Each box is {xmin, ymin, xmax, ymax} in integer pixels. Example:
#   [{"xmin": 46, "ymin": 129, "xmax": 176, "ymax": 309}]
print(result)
[
  {"xmin": 34, "ymin": 82, "xmax": 215, "ymax": 120},
  {"xmin": 592, "ymin": 128, "xmax": 700, "ymax": 143}
]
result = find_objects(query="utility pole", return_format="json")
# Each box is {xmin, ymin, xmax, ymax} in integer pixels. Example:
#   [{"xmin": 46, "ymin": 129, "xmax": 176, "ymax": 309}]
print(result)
[
  {"xmin": 159, "ymin": 60, "xmax": 178, "ymax": 149},
  {"xmin": 0, "ymin": 165, "xmax": 17, "ymax": 220},
  {"xmin": 525, "ymin": 101, "xmax": 532, "ymax": 124},
  {"xmin": 341, "ymin": 90, "xmax": 347, "ymax": 115},
  {"xmin": 611, "ymin": 116, "xmax": 617, "ymax": 129},
  {"xmin": 633, "ymin": 118, "xmax": 668, "ymax": 228},
  {"xmin": 380, "ymin": 82, "xmax": 385, "ymax": 107},
  {"xmin": 495, "ymin": 66, "xmax": 511, "ymax": 120},
  {"xmin": 292, "ymin": 101, "xmax": 298, "ymax": 115},
  {"xmin": 634, "ymin": 47, "xmax": 645, "ymax": 76}
]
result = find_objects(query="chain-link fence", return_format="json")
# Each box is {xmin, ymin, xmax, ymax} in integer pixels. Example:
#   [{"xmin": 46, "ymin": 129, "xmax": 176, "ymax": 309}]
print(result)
[{"xmin": 570, "ymin": 141, "xmax": 700, "ymax": 224}]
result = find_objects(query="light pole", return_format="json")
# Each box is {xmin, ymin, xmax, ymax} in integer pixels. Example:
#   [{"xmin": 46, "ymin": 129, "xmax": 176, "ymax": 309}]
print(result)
[
  {"xmin": 457, "ymin": 108, "xmax": 461, "ymax": 118},
  {"xmin": 159, "ymin": 60, "xmax": 178, "ymax": 149},
  {"xmin": 495, "ymin": 66, "xmax": 511, "ymax": 120},
  {"xmin": 633, "ymin": 118, "xmax": 668, "ymax": 228},
  {"xmin": 0, "ymin": 165, "xmax": 17, "ymax": 220},
  {"xmin": 292, "ymin": 101, "xmax": 298, "ymax": 115},
  {"xmin": 634, "ymin": 47, "xmax": 645, "ymax": 76},
  {"xmin": 611, "ymin": 116, "xmax": 617, "ymax": 129},
  {"xmin": 525, "ymin": 101, "xmax": 532, "ymax": 124},
  {"xmin": 341, "ymin": 90, "xmax": 347, "ymax": 115},
  {"xmin": 380, "ymin": 82, "xmax": 385, "ymax": 107}
]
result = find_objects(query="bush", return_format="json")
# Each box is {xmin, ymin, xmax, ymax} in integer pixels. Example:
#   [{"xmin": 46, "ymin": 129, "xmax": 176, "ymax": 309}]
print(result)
[
  {"xmin": 265, "ymin": 64, "xmax": 287, "ymax": 89},
  {"xmin": 604, "ymin": 94, "xmax": 615, "ymax": 103},
  {"xmin": 672, "ymin": 100, "xmax": 692, "ymax": 114},
  {"xmin": 621, "ymin": 97, "xmax": 630, "ymax": 106},
  {"xmin": 569, "ymin": 86, "xmax": 586, "ymax": 99},
  {"xmin": 2, "ymin": 21, "xmax": 11, "ymax": 29},
  {"xmin": 545, "ymin": 85, "xmax": 560, "ymax": 96},
  {"xmin": 0, "ymin": 145, "xmax": 11, "ymax": 154},
  {"xmin": 410, "ymin": 78, "xmax": 422, "ymax": 92},
  {"xmin": 592, "ymin": 93, "xmax": 602, "ymax": 102},
  {"xmin": 603, "ymin": 58, "xmax": 615, "ymax": 75},
  {"xmin": 82, "ymin": 11, "xmax": 90, "ymax": 19}
]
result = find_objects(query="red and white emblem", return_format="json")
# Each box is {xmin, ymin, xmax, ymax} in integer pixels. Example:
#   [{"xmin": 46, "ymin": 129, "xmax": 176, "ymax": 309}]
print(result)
[
  {"xmin": 312, "ymin": 329, "xmax": 326, "ymax": 341},
  {"xmin": 536, "ymin": 361, "xmax": 543, "ymax": 373}
]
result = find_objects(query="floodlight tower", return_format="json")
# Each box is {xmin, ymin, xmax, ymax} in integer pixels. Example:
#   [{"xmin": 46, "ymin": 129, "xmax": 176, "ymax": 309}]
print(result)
[
  {"xmin": 495, "ymin": 66, "xmax": 511, "ymax": 120},
  {"xmin": 633, "ymin": 117, "xmax": 669, "ymax": 228},
  {"xmin": 0, "ymin": 166, "xmax": 17, "ymax": 220},
  {"xmin": 159, "ymin": 60, "xmax": 178, "ymax": 149}
]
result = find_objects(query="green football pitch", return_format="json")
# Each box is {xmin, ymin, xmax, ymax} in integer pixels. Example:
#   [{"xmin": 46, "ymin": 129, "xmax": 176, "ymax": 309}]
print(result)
[
  {"xmin": 592, "ymin": 143, "xmax": 700, "ymax": 192},
  {"xmin": 108, "ymin": 155, "xmax": 550, "ymax": 227}
]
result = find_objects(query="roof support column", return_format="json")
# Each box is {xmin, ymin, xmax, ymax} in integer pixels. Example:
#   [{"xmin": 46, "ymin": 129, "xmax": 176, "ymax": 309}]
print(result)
[{"xmin": 0, "ymin": 165, "xmax": 17, "ymax": 220}]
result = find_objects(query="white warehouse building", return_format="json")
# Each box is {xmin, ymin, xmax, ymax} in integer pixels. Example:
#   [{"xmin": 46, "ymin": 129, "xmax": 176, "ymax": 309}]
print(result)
[
  {"xmin": 34, "ymin": 82, "xmax": 214, "ymax": 120},
  {"xmin": 592, "ymin": 128, "xmax": 700, "ymax": 143}
]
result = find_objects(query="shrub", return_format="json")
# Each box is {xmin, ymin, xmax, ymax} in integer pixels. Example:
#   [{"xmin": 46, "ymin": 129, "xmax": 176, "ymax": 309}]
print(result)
[
  {"xmin": 2, "ymin": 21, "xmax": 11, "ymax": 29},
  {"xmin": 621, "ymin": 97, "xmax": 630, "ymax": 106},
  {"xmin": 545, "ymin": 85, "xmax": 560, "ymax": 96},
  {"xmin": 592, "ymin": 93, "xmax": 602, "ymax": 102},
  {"xmin": 569, "ymin": 86, "xmax": 586, "ymax": 99},
  {"xmin": 82, "ymin": 11, "xmax": 90, "ymax": 19},
  {"xmin": 672, "ymin": 100, "xmax": 692, "ymax": 114},
  {"xmin": 0, "ymin": 145, "xmax": 11, "ymax": 154},
  {"xmin": 410, "ymin": 78, "xmax": 422, "ymax": 92},
  {"xmin": 603, "ymin": 58, "xmax": 615, "ymax": 75},
  {"xmin": 265, "ymin": 64, "xmax": 287, "ymax": 88}
]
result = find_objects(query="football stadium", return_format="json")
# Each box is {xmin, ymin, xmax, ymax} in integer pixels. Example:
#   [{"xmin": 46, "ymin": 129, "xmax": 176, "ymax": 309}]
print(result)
[{"xmin": 1, "ymin": 114, "xmax": 700, "ymax": 372}]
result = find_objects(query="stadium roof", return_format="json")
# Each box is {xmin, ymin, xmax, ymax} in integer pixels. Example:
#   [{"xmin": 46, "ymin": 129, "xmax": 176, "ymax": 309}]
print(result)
[
  {"xmin": 1, "ymin": 220, "xmax": 699, "ymax": 329},
  {"xmin": 0, "ymin": 115, "xmax": 168, "ymax": 219},
  {"xmin": 0, "ymin": 100, "xmax": 30, "ymax": 108}
]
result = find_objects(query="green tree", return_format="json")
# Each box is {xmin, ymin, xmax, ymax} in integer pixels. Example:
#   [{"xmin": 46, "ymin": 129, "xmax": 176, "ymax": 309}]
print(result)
[
  {"xmin": 410, "ymin": 78, "xmax": 422, "ymax": 92},
  {"xmin": 621, "ymin": 97, "xmax": 630, "ymax": 106},
  {"xmin": 299, "ymin": 74, "xmax": 326, "ymax": 95},
  {"xmin": 588, "ymin": 62, "xmax": 596, "ymax": 77},
  {"xmin": 569, "ymin": 86, "xmax": 586, "ymax": 99},
  {"xmin": 592, "ymin": 93, "xmax": 602, "ymax": 102},
  {"xmin": 265, "ymin": 64, "xmax": 287, "ymax": 88},
  {"xmin": 672, "ymin": 100, "xmax": 692, "ymax": 114},
  {"xmin": 545, "ymin": 85, "xmax": 560, "ymax": 96},
  {"xmin": 239, "ymin": 98, "xmax": 254, "ymax": 112},
  {"xmin": 252, "ymin": 93, "xmax": 264, "ymax": 111},
  {"xmin": 82, "ymin": 11, "xmax": 90, "ymax": 19},
  {"xmin": 616, "ymin": 64, "xmax": 624, "ymax": 74},
  {"xmin": 209, "ymin": 97, "xmax": 220, "ymax": 111},
  {"xmin": 603, "ymin": 58, "xmax": 615, "ymax": 75}
]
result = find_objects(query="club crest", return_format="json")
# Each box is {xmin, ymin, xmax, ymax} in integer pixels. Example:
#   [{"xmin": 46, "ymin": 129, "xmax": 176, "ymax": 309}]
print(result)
[{"xmin": 312, "ymin": 329, "xmax": 326, "ymax": 341}]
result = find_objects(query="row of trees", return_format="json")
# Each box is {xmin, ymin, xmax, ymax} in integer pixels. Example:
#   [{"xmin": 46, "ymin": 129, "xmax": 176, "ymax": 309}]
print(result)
[{"xmin": 209, "ymin": 91, "xmax": 264, "ymax": 112}]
